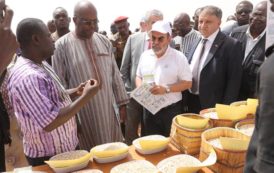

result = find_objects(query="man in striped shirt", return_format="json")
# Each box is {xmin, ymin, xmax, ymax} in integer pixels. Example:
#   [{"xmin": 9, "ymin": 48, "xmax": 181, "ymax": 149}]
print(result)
[
  {"xmin": 172, "ymin": 12, "xmax": 201, "ymax": 58},
  {"xmin": 6, "ymin": 18, "xmax": 99, "ymax": 166}
]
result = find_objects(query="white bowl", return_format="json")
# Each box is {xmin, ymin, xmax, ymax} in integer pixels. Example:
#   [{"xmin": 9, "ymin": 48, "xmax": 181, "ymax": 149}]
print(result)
[
  {"xmin": 90, "ymin": 142, "xmax": 129, "ymax": 163},
  {"xmin": 48, "ymin": 150, "xmax": 90, "ymax": 173},
  {"xmin": 72, "ymin": 169, "xmax": 103, "ymax": 173},
  {"xmin": 50, "ymin": 160, "xmax": 89, "ymax": 173},
  {"xmin": 93, "ymin": 151, "xmax": 128, "ymax": 164},
  {"xmin": 133, "ymin": 135, "xmax": 169, "ymax": 155}
]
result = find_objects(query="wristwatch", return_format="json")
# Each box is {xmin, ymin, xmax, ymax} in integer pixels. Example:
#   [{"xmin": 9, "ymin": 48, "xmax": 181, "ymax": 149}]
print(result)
[{"xmin": 165, "ymin": 86, "xmax": 171, "ymax": 93}]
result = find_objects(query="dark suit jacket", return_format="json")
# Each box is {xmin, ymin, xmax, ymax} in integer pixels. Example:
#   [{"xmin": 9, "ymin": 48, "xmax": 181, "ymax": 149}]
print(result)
[
  {"xmin": 187, "ymin": 31, "xmax": 243, "ymax": 109},
  {"xmin": 231, "ymin": 24, "xmax": 266, "ymax": 100},
  {"xmin": 244, "ymin": 45, "xmax": 274, "ymax": 173}
]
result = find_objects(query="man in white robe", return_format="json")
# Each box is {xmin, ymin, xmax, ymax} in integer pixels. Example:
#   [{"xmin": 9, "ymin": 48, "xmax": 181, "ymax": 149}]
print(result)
[{"xmin": 52, "ymin": 0, "xmax": 129, "ymax": 150}]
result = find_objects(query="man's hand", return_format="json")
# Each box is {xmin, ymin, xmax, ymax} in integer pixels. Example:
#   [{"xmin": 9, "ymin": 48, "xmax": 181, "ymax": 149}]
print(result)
[
  {"xmin": 82, "ymin": 79, "xmax": 99, "ymax": 98},
  {"xmin": 149, "ymin": 85, "xmax": 166, "ymax": 95},
  {"xmin": 0, "ymin": 4, "xmax": 18, "ymax": 74},
  {"xmin": 119, "ymin": 105, "xmax": 127, "ymax": 123},
  {"xmin": 75, "ymin": 81, "xmax": 87, "ymax": 96}
]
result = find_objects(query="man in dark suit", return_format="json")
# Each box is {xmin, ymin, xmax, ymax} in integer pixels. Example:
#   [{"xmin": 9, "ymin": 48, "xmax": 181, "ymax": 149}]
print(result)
[
  {"xmin": 186, "ymin": 5, "xmax": 243, "ymax": 113},
  {"xmin": 231, "ymin": 1, "xmax": 267, "ymax": 100},
  {"xmin": 244, "ymin": 1, "xmax": 274, "ymax": 173}
]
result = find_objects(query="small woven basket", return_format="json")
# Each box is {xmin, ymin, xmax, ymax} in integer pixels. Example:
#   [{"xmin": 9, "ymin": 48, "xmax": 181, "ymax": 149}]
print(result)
[
  {"xmin": 170, "ymin": 113, "xmax": 212, "ymax": 155},
  {"xmin": 235, "ymin": 118, "xmax": 255, "ymax": 137}
]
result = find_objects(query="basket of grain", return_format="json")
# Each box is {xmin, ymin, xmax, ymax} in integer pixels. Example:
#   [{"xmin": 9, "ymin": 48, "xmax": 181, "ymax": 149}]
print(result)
[
  {"xmin": 110, "ymin": 160, "xmax": 158, "ymax": 173},
  {"xmin": 170, "ymin": 113, "xmax": 212, "ymax": 155},
  {"xmin": 200, "ymin": 108, "xmax": 238, "ymax": 127},
  {"xmin": 199, "ymin": 127, "xmax": 250, "ymax": 173},
  {"xmin": 235, "ymin": 118, "xmax": 255, "ymax": 137},
  {"xmin": 230, "ymin": 100, "xmax": 257, "ymax": 119},
  {"xmin": 45, "ymin": 150, "xmax": 91, "ymax": 173}
]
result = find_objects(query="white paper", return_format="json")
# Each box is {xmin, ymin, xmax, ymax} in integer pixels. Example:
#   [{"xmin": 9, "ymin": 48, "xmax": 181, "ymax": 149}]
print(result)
[{"xmin": 130, "ymin": 84, "xmax": 170, "ymax": 115}]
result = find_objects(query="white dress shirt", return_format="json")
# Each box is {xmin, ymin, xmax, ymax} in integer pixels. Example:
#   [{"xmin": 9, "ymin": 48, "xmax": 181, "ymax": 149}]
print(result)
[
  {"xmin": 244, "ymin": 28, "xmax": 266, "ymax": 61},
  {"xmin": 189, "ymin": 29, "xmax": 219, "ymax": 94}
]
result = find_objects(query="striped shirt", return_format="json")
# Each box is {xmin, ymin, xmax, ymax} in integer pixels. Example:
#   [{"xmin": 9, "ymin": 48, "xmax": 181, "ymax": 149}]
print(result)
[
  {"xmin": 53, "ymin": 32, "xmax": 129, "ymax": 150},
  {"xmin": 7, "ymin": 56, "xmax": 78, "ymax": 158},
  {"xmin": 172, "ymin": 29, "xmax": 201, "ymax": 58}
]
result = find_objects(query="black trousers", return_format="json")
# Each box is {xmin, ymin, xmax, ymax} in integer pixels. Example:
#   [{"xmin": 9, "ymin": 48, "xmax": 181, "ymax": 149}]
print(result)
[
  {"xmin": 143, "ymin": 101, "xmax": 182, "ymax": 137},
  {"xmin": 26, "ymin": 155, "xmax": 52, "ymax": 167},
  {"xmin": 187, "ymin": 92, "xmax": 202, "ymax": 114},
  {"xmin": 0, "ymin": 138, "xmax": 5, "ymax": 172},
  {"xmin": 25, "ymin": 145, "xmax": 80, "ymax": 166}
]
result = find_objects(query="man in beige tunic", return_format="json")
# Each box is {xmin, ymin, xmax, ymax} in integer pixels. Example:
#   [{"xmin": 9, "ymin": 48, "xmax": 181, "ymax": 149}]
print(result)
[{"xmin": 52, "ymin": 0, "xmax": 129, "ymax": 150}]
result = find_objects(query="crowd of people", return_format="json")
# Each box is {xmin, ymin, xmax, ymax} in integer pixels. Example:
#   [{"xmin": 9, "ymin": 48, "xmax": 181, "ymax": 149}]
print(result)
[{"xmin": 1, "ymin": 0, "xmax": 274, "ymax": 172}]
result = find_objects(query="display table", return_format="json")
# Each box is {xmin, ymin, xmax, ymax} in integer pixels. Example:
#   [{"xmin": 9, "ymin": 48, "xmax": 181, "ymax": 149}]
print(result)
[{"xmin": 32, "ymin": 144, "xmax": 213, "ymax": 173}]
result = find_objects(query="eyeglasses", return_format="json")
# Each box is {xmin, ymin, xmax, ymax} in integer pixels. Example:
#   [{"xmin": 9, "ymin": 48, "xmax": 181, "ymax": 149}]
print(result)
[{"xmin": 75, "ymin": 16, "xmax": 99, "ymax": 26}]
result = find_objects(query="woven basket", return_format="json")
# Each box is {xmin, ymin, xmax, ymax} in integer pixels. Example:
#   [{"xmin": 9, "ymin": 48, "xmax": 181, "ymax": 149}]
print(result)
[
  {"xmin": 230, "ymin": 101, "xmax": 255, "ymax": 119},
  {"xmin": 170, "ymin": 113, "xmax": 212, "ymax": 155},
  {"xmin": 235, "ymin": 118, "xmax": 255, "ymax": 137},
  {"xmin": 200, "ymin": 108, "xmax": 239, "ymax": 127},
  {"xmin": 199, "ymin": 127, "xmax": 250, "ymax": 173}
]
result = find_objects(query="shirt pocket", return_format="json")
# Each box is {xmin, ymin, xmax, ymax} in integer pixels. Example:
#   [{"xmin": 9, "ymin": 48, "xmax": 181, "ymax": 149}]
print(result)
[{"xmin": 249, "ymin": 59, "xmax": 263, "ymax": 76}]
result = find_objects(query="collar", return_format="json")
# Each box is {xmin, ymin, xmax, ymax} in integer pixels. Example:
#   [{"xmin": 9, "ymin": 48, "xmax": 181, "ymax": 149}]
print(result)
[
  {"xmin": 246, "ymin": 27, "xmax": 266, "ymax": 40},
  {"xmin": 183, "ymin": 28, "xmax": 195, "ymax": 38},
  {"xmin": 202, "ymin": 29, "xmax": 219, "ymax": 43}
]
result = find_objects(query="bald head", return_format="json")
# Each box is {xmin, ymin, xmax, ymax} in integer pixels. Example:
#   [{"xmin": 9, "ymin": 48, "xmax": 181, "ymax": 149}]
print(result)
[
  {"xmin": 249, "ymin": 1, "xmax": 267, "ymax": 36},
  {"xmin": 74, "ymin": 0, "xmax": 97, "ymax": 17},
  {"xmin": 174, "ymin": 13, "xmax": 190, "ymax": 25},
  {"xmin": 254, "ymin": 0, "xmax": 267, "ymax": 11},
  {"xmin": 73, "ymin": 0, "xmax": 98, "ymax": 39},
  {"xmin": 173, "ymin": 12, "xmax": 191, "ymax": 36}
]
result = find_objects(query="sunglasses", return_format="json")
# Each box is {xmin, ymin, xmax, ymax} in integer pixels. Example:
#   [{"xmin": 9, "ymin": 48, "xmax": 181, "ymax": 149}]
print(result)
[{"xmin": 75, "ymin": 16, "xmax": 99, "ymax": 26}]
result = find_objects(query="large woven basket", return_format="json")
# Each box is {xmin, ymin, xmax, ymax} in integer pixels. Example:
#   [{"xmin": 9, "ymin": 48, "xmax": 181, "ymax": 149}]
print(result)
[
  {"xmin": 200, "ymin": 108, "xmax": 240, "ymax": 127},
  {"xmin": 199, "ymin": 127, "xmax": 250, "ymax": 173},
  {"xmin": 170, "ymin": 113, "xmax": 212, "ymax": 155}
]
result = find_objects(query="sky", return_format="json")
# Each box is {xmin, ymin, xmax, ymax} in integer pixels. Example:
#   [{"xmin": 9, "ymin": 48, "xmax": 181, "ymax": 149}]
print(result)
[{"xmin": 8, "ymin": 0, "xmax": 262, "ymax": 35}]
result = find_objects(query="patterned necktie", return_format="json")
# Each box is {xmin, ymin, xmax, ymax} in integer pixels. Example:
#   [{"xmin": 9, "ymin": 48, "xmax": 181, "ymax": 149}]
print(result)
[{"xmin": 191, "ymin": 39, "xmax": 208, "ymax": 93}]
